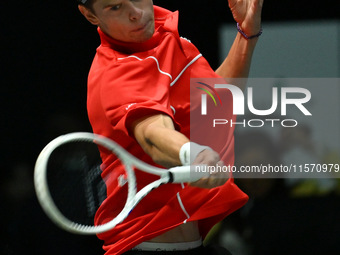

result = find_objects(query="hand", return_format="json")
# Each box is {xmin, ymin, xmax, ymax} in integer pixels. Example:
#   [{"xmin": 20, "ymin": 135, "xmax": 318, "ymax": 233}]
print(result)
[
  {"xmin": 189, "ymin": 149, "xmax": 230, "ymax": 189},
  {"xmin": 228, "ymin": 0, "xmax": 264, "ymax": 36}
]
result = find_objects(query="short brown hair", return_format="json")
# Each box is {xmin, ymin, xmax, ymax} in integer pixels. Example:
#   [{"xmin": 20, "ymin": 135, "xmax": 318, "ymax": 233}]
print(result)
[{"xmin": 76, "ymin": 0, "xmax": 95, "ymax": 10}]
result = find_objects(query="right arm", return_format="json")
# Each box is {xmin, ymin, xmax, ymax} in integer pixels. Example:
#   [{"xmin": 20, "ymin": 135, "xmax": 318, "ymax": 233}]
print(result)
[
  {"xmin": 131, "ymin": 114, "xmax": 228, "ymax": 188},
  {"xmin": 131, "ymin": 114, "xmax": 189, "ymax": 168}
]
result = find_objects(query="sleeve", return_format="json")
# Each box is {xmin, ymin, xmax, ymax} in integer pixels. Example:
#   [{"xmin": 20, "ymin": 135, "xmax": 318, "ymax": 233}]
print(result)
[{"xmin": 100, "ymin": 57, "xmax": 178, "ymax": 136}]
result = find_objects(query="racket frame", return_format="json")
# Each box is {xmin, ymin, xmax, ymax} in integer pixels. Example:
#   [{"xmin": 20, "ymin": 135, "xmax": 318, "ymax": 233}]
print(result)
[{"xmin": 34, "ymin": 132, "xmax": 201, "ymax": 234}]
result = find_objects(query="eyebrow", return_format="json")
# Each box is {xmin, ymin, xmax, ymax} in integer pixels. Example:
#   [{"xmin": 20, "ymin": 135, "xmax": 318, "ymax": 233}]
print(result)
[{"xmin": 102, "ymin": 0, "xmax": 120, "ymax": 8}]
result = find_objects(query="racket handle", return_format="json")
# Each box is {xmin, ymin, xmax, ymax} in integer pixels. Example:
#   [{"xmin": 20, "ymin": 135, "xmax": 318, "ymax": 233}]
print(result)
[{"xmin": 169, "ymin": 165, "xmax": 210, "ymax": 183}]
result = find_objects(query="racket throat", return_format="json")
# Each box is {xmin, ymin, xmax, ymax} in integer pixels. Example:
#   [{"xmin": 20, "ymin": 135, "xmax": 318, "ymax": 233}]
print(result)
[{"xmin": 168, "ymin": 171, "xmax": 174, "ymax": 183}]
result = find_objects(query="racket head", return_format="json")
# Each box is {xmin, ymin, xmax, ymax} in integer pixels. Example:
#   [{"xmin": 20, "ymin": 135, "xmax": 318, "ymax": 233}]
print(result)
[{"xmin": 34, "ymin": 132, "xmax": 137, "ymax": 234}]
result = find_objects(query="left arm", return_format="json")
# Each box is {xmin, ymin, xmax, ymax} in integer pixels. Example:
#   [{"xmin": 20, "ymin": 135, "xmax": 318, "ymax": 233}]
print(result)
[{"xmin": 216, "ymin": 0, "xmax": 264, "ymax": 89}]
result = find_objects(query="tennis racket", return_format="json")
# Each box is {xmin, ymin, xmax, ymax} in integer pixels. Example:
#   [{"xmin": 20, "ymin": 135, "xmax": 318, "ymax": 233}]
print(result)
[{"xmin": 34, "ymin": 132, "xmax": 208, "ymax": 235}]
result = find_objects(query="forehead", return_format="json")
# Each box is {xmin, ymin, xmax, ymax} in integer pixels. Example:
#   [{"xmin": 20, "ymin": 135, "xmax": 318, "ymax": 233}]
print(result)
[{"xmin": 94, "ymin": 0, "xmax": 120, "ymax": 6}]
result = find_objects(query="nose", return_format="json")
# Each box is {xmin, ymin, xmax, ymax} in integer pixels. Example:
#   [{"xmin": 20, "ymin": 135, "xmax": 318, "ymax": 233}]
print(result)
[{"xmin": 128, "ymin": 3, "xmax": 143, "ymax": 22}]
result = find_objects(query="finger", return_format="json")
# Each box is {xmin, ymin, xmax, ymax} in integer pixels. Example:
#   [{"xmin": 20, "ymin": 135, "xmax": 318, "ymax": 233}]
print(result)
[
  {"xmin": 256, "ymin": 0, "xmax": 264, "ymax": 8},
  {"xmin": 189, "ymin": 175, "xmax": 228, "ymax": 189},
  {"xmin": 192, "ymin": 150, "xmax": 220, "ymax": 166},
  {"xmin": 250, "ymin": 0, "xmax": 264, "ymax": 14},
  {"xmin": 227, "ymin": 0, "xmax": 238, "ymax": 9},
  {"xmin": 207, "ymin": 177, "xmax": 228, "ymax": 188}
]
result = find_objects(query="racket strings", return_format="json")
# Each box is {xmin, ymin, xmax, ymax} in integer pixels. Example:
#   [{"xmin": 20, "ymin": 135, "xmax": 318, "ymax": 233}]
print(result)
[{"xmin": 46, "ymin": 141, "xmax": 107, "ymax": 226}]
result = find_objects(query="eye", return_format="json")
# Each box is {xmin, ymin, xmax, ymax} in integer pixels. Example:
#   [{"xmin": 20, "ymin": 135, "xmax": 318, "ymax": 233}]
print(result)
[{"xmin": 111, "ymin": 4, "xmax": 122, "ymax": 11}]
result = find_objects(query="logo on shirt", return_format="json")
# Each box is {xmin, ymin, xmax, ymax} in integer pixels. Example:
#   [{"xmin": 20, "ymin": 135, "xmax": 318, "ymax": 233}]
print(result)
[{"xmin": 126, "ymin": 103, "xmax": 137, "ymax": 111}]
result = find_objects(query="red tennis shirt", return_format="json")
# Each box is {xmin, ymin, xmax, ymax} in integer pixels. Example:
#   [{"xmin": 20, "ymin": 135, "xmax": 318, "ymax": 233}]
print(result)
[{"xmin": 87, "ymin": 5, "xmax": 248, "ymax": 255}]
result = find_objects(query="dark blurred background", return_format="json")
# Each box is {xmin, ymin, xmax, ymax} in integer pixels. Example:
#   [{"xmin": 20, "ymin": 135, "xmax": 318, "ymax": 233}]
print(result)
[{"xmin": 1, "ymin": 0, "xmax": 339, "ymax": 254}]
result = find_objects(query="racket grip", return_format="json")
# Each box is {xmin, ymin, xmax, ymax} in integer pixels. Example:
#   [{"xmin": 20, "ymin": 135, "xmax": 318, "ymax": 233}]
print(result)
[{"xmin": 169, "ymin": 165, "xmax": 210, "ymax": 183}]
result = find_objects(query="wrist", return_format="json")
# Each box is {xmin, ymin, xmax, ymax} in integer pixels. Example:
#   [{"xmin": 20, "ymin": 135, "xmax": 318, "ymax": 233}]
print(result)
[
  {"xmin": 237, "ymin": 23, "xmax": 263, "ymax": 40},
  {"xmin": 179, "ymin": 142, "xmax": 212, "ymax": 166}
]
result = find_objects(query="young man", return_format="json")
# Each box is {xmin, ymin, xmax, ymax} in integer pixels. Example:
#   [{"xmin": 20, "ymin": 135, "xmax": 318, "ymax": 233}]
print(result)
[{"xmin": 77, "ymin": 0, "xmax": 263, "ymax": 254}]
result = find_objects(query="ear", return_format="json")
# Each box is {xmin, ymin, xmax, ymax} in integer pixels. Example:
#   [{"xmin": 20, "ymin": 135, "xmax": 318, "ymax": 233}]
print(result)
[{"xmin": 78, "ymin": 5, "xmax": 100, "ymax": 25}]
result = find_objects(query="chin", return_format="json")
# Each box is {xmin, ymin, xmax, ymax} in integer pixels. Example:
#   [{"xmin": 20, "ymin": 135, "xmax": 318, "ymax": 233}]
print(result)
[{"xmin": 133, "ymin": 32, "xmax": 154, "ymax": 43}]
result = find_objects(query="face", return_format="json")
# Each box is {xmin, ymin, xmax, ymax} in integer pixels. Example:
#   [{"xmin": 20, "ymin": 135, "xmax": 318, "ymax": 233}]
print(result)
[{"xmin": 81, "ymin": 0, "xmax": 155, "ymax": 43}]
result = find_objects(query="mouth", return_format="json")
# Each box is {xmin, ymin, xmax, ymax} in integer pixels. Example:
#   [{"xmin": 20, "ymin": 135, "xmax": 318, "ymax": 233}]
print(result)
[{"xmin": 132, "ymin": 20, "xmax": 150, "ymax": 33}]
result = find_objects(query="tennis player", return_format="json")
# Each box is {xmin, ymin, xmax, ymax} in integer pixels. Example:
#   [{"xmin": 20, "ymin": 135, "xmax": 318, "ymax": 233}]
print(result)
[{"xmin": 77, "ymin": 0, "xmax": 263, "ymax": 254}]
